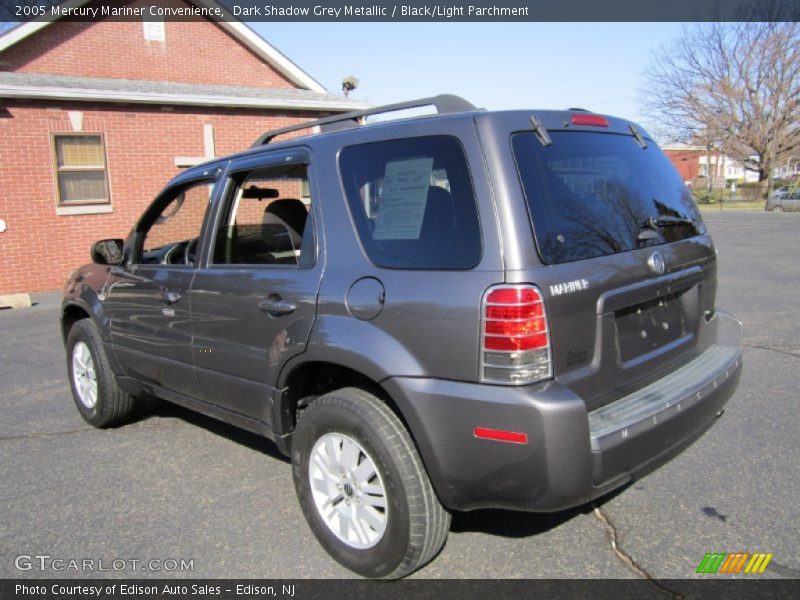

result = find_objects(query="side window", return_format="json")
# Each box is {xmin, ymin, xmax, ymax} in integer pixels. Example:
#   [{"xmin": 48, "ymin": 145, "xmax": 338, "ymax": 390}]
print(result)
[
  {"xmin": 212, "ymin": 163, "xmax": 313, "ymax": 267},
  {"xmin": 339, "ymin": 136, "xmax": 481, "ymax": 269},
  {"xmin": 137, "ymin": 180, "xmax": 215, "ymax": 266}
]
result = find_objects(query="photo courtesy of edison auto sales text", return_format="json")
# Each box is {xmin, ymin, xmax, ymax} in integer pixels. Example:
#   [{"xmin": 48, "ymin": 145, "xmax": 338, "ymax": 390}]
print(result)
[{"xmin": 14, "ymin": 584, "xmax": 295, "ymax": 597}]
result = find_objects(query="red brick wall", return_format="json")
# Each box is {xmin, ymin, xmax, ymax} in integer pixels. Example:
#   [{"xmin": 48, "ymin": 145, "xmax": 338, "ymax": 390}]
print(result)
[
  {"xmin": 0, "ymin": 0, "xmax": 296, "ymax": 89},
  {"xmin": 664, "ymin": 150, "xmax": 702, "ymax": 182},
  {"xmin": 142, "ymin": 181, "xmax": 214, "ymax": 252},
  {"xmin": 0, "ymin": 99, "xmax": 317, "ymax": 293}
]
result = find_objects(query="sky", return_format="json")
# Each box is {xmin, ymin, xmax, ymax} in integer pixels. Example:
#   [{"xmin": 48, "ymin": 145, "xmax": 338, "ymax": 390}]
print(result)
[
  {"xmin": 251, "ymin": 22, "xmax": 688, "ymax": 133},
  {"xmin": 0, "ymin": 18, "xmax": 689, "ymax": 135}
]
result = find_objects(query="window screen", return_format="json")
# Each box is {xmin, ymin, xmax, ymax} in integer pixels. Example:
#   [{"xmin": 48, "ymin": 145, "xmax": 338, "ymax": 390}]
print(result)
[
  {"xmin": 339, "ymin": 136, "xmax": 481, "ymax": 269},
  {"xmin": 53, "ymin": 134, "xmax": 109, "ymax": 205}
]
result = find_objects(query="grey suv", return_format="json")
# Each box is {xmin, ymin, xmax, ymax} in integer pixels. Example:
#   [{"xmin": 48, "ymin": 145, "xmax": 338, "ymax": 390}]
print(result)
[{"xmin": 61, "ymin": 95, "xmax": 743, "ymax": 578}]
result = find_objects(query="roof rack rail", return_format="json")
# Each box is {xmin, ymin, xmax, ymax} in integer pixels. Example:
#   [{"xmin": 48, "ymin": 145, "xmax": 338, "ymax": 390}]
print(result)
[{"xmin": 251, "ymin": 94, "xmax": 477, "ymax": 147}]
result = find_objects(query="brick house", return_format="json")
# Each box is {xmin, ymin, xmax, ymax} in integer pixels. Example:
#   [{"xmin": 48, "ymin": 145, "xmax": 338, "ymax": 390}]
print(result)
[
  {"xmin": 0, "ymin": 0, "xmax": 364, "ymax": 294},
  {"xmin": 662, "ymin": 145, "xmax": 705, "ymax": 183},
  {"xmin": 663, "ymin": 144, "xmax": 759, "ymax": 188}
]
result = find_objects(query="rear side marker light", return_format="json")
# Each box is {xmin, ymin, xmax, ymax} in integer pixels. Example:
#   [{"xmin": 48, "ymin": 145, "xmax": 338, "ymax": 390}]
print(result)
[
  {"xmin": 481, "ymin": 284, "xmax": 553, "ymax": 385},
  {"xmin": 571, "ymin": 114, "xmax": 609, "ymax": 127},
  {"xmin": 474, "ymin": 427, "xmax": 528, "ymax": 444}
]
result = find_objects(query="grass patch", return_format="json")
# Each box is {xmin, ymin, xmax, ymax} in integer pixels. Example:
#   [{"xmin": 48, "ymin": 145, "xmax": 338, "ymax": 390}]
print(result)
[
  {"xmin": 693, "ymin": 189, "xmax": 766, "ymax": 211},
  {"xmin": 698, "ymin": 201, "xmax": 765, "ymax": 212}
]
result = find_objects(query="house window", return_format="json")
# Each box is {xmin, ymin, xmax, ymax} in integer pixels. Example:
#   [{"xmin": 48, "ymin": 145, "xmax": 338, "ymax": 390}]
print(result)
[
  {"xmin": 143, "ymin": 19, "xmax": 165, "ymax": 42},
  {"xmin": 52, "ymin": 134, "xmax": 110, "ymax": 206}
]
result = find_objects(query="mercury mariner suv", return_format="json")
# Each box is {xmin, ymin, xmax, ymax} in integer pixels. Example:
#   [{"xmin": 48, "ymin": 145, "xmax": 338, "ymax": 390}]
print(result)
[{"xmin": 61, "ymin": 95, "xmax": 743, "ymax": 578}]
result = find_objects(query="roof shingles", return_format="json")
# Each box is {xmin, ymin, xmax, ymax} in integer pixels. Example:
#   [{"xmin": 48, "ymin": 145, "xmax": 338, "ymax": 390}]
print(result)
[{"xmin": 0, "ymin": 71, "xmax": 368, "ymax": 111}]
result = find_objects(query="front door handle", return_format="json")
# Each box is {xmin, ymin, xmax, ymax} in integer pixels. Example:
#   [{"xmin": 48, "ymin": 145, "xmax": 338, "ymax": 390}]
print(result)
[
  {"xmin": 162, "ymin": 290, "xmax": 182, "ymax": 305},
  {"xmin": 258, "ymin": 296, "xmax": 296, "ymax": 316}
]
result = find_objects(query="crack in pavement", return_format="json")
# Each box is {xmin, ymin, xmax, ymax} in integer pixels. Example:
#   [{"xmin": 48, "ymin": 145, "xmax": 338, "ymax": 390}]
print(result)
[
  {"xmin": 743, "ymin": 343, "xmax": 800, "ymax": 359},
  {"xmin": 592, "ymin": 505, "xmax": 683, "ymax": 598},
  {"xmin": 0, "ymin": 427, "xmax": 96, "ymax": 442},
  {"xmin": 0, "ymin": 413, "xmax": 210, "ymax": 443}
]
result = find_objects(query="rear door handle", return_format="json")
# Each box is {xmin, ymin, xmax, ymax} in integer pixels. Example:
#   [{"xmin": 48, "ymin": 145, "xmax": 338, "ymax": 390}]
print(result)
[
  {"xmin": 258, "ymin": 297, "xmax": 296, "ymax": 316},
  {"xmin": 162, "ymin": 290, "xmax": 182, "ymax": 305}
]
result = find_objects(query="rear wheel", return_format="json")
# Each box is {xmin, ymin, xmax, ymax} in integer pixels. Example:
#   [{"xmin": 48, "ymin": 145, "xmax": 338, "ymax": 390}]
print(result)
[
  {"xmin": 67, "ymin": 319, "xmax": 135, "ymax": 428},
  {"xmin": 774, "ymin": 205, "xmax": 784, "ymax": 212},
  {"xmin": 292, "ymin": 387, "xmax": 450, "ymax": 578}
]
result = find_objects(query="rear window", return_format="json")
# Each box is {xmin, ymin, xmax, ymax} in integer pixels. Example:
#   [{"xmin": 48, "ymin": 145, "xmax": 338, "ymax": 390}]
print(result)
[
  {"xmin": 339, "ymin": 136, "xmax": 481, "ymax": 269},
  {"xmin": 512, "ymin": 131, "xmax": 706, "ymax": 265}
]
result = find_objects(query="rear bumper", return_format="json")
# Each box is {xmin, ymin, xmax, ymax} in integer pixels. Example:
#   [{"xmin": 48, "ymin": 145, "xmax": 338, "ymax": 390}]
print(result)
[{"xmin": 384, "ymin": 311, "xmax": 742, "ymax": 512}]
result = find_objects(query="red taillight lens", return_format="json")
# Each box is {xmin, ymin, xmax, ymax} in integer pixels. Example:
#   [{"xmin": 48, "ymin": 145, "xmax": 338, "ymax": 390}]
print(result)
[
  {"xmin": 485, "ymin": 318, "xmax": 546, "ymax": 337},
  {"xmin": 486, "ymin": 303, "xmax": 544, "ymax": 320},
  {"xmin": 485, "ymin": 287, "xmax": 539, "ymax": 304},
  {"xmin": 571, "ymin": 114, "xmax": 609, "ymax": 127},
  {"xmin": 481, "ymin": 284, "xmax": 553, "ymax": 385}
]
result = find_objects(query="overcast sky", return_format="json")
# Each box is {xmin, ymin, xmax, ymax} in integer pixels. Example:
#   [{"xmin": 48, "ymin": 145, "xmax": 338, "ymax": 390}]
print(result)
[{"xmin": 252, "ymin": 22, "xmax": 687, "ymax": 131}]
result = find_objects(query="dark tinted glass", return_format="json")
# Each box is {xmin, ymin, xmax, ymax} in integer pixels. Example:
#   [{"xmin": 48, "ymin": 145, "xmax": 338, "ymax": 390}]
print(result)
[
  {"xmin": 339, "ymin": 136, "xmax": 481, "ymax": 269},
  {"xmin": 512, "ymin": 131, "xmax": 706, "ymax": 265}
]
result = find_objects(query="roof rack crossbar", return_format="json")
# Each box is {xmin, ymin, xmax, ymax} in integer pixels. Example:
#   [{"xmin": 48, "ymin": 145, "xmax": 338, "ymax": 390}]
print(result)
[{"xmin": 251, "ymin": 94, "xmax": 476, "ymax": 147}]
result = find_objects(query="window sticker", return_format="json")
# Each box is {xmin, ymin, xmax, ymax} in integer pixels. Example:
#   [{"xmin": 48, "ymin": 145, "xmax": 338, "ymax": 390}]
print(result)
[{"xmin": 373, "ymin": 158, "xmax": 434, "ymax": 240}]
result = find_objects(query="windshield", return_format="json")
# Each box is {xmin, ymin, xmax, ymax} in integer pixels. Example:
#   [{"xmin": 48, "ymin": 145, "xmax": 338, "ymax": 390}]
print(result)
[{"xmin": 512, "ymin": 131, "xmax": 706, "ymax": 265}]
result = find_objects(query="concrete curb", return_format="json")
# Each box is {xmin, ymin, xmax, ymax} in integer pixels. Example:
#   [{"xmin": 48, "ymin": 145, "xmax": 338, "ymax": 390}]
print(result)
[{"xmin": 0, "ymin": 293, "xmax": 33, "ymax": 309}]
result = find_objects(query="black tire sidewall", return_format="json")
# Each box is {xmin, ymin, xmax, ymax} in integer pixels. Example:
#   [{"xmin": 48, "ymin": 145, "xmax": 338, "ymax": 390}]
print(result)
[{"xmin": 292, "ymin": 397, "xmax": 412, "ymax": 578}]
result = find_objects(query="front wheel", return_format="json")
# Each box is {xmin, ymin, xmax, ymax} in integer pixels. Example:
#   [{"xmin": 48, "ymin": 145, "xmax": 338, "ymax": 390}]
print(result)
[
  {"xmin": 66, "ymin": 319, "xmax": 135, "ymax": 428},
  {"xmin": 292, "ymin": 387, "xmax": 450, "ymax": 578}
]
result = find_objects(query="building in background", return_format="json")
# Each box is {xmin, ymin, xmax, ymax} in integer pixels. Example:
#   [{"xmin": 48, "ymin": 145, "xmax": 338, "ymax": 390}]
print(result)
[
  {"xmin": 662, "ymin": 143, "xmax": 759, "ymax": 188},
  {"xmin": 0, "ymin": 0, "xmax": 364, "ymax": 293}
]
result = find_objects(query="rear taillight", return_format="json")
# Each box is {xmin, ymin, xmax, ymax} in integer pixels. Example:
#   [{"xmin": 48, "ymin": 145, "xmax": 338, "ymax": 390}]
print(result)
[{"xmin": 481, "ymin": 284, "xmax": 553, "ymax": 385}]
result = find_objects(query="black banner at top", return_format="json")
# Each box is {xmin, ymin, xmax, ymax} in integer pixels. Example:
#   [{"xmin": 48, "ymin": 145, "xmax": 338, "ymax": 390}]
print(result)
[{"xmin": 1, "ymin": 0, "xmax": 799, "ymax": 23}]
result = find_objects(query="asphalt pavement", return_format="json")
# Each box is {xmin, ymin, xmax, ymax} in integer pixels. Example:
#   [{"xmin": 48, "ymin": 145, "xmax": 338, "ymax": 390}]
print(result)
[{"xmin": 0, "ymin": 211, "xmax": 798, "ymax": 582}]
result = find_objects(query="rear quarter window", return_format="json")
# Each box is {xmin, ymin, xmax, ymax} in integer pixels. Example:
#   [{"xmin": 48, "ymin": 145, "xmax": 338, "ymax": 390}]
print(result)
[{"xmin": 339, "ymin": 136, "xmax": 482, "ymax": 269}]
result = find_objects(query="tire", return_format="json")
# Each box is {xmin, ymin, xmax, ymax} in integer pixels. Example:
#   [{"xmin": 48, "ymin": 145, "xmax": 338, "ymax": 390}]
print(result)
[
  {"xmin": 292, "ymin": 387, "xmax": 450, "ymax": 578},
  {"xmin": 66, "ymin": 319, "xmax": 135, "ymax": 428},
  {"xmin": 774, "ymin": 205, "xmax": 784, "ymax": 212}
]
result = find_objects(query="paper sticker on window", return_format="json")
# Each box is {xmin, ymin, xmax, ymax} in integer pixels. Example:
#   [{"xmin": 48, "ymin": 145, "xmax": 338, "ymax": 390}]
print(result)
[{"xmin": 373, "ymin": 158, "xmax": 434, "ymax": 240}]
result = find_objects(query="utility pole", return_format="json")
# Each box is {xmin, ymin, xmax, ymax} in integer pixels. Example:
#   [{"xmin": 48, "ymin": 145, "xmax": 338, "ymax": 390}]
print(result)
[{"xmin": 706, "ymin": 130, "xmax": 713, "ymax": 200}]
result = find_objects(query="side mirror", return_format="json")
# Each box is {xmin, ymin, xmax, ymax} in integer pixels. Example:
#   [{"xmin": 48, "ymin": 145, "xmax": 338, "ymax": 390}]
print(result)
[{"xmin": 91, "ymin": 239, "xmax": 124, "ymax": 266}]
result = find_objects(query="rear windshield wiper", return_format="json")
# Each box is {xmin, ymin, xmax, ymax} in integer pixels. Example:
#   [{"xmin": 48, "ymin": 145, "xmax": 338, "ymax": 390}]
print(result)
[
  {"xmin": 629, "ymin": 124, "xmax": 647, "ymax": 149},
  {"xmin": 637, "ymin": 215, "xmax": 695, "ymax": 241},
  {"xmin": 529, "ymin": 115, "xmax": 552, "ymax": 147},
  {"xmin": 645, "ymin": 215, "xmax": 696, "ymax": 228}
]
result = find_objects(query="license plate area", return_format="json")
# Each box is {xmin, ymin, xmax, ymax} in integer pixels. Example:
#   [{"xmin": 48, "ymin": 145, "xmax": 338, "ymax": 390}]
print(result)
[{"xmin": 615, "ymin": 290, "xmax": 690, "ymax": 363}]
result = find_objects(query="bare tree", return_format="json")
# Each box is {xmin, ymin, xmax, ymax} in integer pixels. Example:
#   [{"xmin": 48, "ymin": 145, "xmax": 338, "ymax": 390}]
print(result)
[{"xmin": 644, "ymin": 20, "xmax": 800, "ymax": 196}]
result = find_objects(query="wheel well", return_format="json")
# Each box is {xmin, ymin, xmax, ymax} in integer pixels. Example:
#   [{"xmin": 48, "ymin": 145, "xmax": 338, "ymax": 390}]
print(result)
[
  {"xmin": 61, "ymin": 304, "xmax": 90, "ymax": 342},
  {"xmin": 281, "ymin": 362, "xmax": 401, "ymax": 433}
]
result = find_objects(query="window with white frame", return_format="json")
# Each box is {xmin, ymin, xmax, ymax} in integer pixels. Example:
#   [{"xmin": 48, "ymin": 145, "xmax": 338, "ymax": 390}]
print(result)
[{"xmin": 52, "ymin": 134, "xmax": 110, "ymax": 206}]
